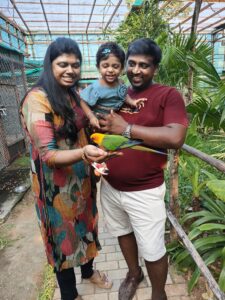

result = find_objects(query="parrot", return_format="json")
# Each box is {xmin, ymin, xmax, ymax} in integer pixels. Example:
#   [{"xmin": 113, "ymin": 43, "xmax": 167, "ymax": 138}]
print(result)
[{"xmin": 90, "ymin": 133, "xmax": 167, "ymax": 156}]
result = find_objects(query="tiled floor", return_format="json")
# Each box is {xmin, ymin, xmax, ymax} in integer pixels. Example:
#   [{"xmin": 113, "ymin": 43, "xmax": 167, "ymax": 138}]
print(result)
[{"xmin": 53, "ymin": 189, "xmax": 192, "ymax": 300}]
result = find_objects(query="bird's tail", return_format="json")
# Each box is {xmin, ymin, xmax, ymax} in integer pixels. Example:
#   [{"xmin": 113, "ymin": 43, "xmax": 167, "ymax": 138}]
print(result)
[{"xmin": 131, "ymin": 145, "xmax": 167, "ymax": 155}]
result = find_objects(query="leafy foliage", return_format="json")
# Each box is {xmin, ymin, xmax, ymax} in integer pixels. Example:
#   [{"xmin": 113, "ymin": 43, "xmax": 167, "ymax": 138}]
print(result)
[
  {"xmin": 208, "ymin": 134, "xmax": 225, "ymax": 160},
  {"xmin": 38, "ymin": 264, "xmax": 56, "ymax": 300},
  {"xmin": 106, "ymin": 0, "xmax": 169, "ymax": 50},
  {"xmin": 168, "ymin": 198, "xmax": 225, "ymax": 292}
]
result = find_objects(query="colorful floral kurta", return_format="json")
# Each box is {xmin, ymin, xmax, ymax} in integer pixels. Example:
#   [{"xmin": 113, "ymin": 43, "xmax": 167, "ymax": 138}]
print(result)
[{"xmin": 21, "ymin": 87, "xmax": 100, "ymax": 271}]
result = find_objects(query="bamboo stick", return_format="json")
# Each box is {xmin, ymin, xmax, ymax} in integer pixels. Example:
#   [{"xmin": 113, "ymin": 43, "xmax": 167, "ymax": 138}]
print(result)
[{"xmin": 182, "ymin": 144, "xmax": 225, "ymax": 173}]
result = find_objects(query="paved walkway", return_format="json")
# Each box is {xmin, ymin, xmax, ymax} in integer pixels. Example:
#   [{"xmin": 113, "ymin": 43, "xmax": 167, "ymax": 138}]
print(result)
[{"xmin": 53, "ymin": 188, "xmax": 192, "ymax": 300}]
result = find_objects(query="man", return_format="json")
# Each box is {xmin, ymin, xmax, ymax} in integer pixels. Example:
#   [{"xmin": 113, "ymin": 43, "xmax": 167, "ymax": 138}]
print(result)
[{"xmin": 99, "ymin": 38, "xmax": 188, "ymax": 300}]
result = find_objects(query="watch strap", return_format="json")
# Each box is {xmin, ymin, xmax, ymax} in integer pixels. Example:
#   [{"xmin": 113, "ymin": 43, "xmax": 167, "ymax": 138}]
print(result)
[{"xmin": 122, "ymin": 124, "xmax": 133, "ymax": 139}]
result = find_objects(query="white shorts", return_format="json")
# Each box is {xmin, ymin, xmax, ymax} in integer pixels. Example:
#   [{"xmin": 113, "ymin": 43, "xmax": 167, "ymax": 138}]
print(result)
[{"xmin": 100, "ymin": 178, "xmax": 167, "ymax": 262}]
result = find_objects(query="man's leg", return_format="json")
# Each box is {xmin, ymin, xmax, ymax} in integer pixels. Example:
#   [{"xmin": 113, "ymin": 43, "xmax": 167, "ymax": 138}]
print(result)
[
  {"xmin": 118, "ymin": 232, "xmax": 140, "ymax": 276},
  {"xmin": 145, "ymin": 254, "xmax": 168, "ymax": 300},
  {"xmin": 118, "ymin": 233, "xmax": 144, "ymax": 300}
]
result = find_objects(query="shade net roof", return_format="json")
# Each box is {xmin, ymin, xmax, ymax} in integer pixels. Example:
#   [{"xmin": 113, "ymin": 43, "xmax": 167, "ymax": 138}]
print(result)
[
  {"xmin": 1, "ymin": 1, "xmax": 225, "ymax": 36},
  {"xmin": 1, "ymin": 1, "xmax": 225, "ymax": 79},
  {"xmin": 161, "ymin": 0, "xmax": 225, "ymax": 34},
  {"xmin": 1, "ymin": 0, "xmax": 129, "ymax": 34}
]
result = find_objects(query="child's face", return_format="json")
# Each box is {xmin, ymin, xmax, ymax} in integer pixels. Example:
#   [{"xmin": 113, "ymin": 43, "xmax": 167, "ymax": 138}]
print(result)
[{"xmin": 98, "ymin": 54, "xmax": 123, "ymax": 85}]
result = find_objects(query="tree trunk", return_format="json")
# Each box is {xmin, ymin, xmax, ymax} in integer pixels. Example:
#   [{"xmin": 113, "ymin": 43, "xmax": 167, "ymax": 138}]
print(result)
[
  {"xmin": 169, "ymin": 149, "xmax": 179, "ymax": 241},
  {"xmin": 187, "ymin": 0, "xmax": 203, "ymax": 104}
]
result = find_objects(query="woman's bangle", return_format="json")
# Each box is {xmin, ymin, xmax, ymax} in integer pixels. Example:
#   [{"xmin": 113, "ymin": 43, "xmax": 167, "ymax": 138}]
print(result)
[{"xmin": 81, "ymin": 148, "xmax": 89, "ymax": 163}]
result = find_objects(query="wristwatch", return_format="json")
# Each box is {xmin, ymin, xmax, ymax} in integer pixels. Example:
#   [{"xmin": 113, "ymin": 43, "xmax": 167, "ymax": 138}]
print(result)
[{"xmin": 122, "ymin": 124, "xmax": 133, "ymax": 139}]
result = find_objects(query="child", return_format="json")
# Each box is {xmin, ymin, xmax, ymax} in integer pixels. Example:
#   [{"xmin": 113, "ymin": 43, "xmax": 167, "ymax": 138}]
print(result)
[
  {"xmin": 80, "ymin": 42, "xmax": 146, "ymax": 174},
  {"xmin": 80, "ymin": 41, "xmax": 146, "ymax": 129}
]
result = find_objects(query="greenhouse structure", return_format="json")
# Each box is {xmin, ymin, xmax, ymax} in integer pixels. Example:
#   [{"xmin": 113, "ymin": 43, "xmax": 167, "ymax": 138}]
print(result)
[
  {"xmin": 0, "ymin": 1, "xmax": 225, "ymax": 300},
  {"xmin": 1, "ymin": 0, "xmax": 225, "ymax": 169}
]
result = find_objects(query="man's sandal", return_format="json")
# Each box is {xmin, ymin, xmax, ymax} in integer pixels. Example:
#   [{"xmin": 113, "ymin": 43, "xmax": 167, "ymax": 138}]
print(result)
[
  {"xmin": 75, "ymin": 296, "xmax": 83, "ymax": 300},
  {"xmin": 88, "ymin": 270, "xmax": 113, "ymax": 289},
  {"xmin": 119, "ymin": 267, "xmax": 144, "ymax": 300}
]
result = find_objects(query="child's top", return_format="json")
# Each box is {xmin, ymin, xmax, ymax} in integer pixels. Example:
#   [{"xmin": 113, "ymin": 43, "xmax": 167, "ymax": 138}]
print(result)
[{"xmin": 80, "ymin": 80, "xmax": 127, "ymax": 114}]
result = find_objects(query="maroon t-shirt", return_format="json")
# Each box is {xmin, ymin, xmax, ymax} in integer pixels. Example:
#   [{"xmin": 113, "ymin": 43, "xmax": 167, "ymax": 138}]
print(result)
[{"xmin": 104, "ymin": 83, "xmax": 188, "ymax": 192}]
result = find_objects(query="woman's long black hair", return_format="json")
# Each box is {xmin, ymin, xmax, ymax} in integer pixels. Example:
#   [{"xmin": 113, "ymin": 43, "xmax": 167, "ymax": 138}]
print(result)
[{"xmin": 24, "ymin": 37, "xmax": 82, "ymax": 145}]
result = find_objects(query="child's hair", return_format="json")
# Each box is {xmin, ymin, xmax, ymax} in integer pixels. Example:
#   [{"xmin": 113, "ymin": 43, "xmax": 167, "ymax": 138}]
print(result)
[
  {"xmin": 96, "ymin": 42, "xmax": 125, "ymax": 68},
  {"xmin": 126, "ymin": 38, "xmax": 162, "ymax": 66}
]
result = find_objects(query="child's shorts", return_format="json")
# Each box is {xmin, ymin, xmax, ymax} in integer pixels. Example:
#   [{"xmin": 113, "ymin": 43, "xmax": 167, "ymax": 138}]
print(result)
[{"xmin": 100, "ymin": 178, "xmax": 167, "ymax": 262}]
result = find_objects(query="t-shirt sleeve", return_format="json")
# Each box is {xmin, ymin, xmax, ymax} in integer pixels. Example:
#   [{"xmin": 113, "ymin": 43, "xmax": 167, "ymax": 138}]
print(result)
[
  {"xmin": 163, "ymin": 88, "xmax": 188, "ymax": 127},
  {"xmin": 80, "ymin": 84, "xmax": 99, "ymax": 107}
]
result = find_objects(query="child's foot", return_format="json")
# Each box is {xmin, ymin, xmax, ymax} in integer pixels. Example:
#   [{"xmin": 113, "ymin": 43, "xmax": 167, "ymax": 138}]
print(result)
[{"xmin": 92, "ymin": 162, "xmax": 109, "ymax": 176}]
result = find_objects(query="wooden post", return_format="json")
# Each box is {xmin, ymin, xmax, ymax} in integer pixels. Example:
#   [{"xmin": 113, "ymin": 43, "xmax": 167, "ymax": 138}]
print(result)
[{"xmin": 169, "ymin": 149, "xmax": 179, "ymax": 241}]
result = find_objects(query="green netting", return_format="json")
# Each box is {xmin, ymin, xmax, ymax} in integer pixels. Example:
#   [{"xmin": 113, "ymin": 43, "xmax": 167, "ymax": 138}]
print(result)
[
  {"xmin": 0, "ymin": 42, "xmax": 24, "ymax": 55},
  {"xmin": 0, "ymin": 16, "xmax": 26, "ymax": 55}
]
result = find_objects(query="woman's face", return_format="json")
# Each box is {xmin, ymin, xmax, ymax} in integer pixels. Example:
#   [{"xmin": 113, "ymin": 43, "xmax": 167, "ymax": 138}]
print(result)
[{"xmin": 52, "ymin": 53, "xmax": 81, "ymax": 88}]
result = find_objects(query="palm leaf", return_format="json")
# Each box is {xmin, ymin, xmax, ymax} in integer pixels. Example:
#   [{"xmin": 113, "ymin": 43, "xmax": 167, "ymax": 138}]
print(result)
[
  {"xmin": 206, "ymin": 180, "xmax": 225, "ymax": 202},
  {"xmin": 198, "ymin": 223, "xmax": 225, "ymax": 231},
  {"xmin": 188, "ymin": 267, "xmax": 200, "ymax": 293},
  {"xmin": 219, "ymin": 246, "xmax": 225, "ymax": 291},
  {"xmin": 191, "ymin": 215, "xmax": 225, "ymax": 228}
]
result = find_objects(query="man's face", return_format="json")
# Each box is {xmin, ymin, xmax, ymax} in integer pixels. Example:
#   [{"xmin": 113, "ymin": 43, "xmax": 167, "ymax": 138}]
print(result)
[{"xmin": 126, "ymin": 55, "xmax": 157, "ymax": 90}]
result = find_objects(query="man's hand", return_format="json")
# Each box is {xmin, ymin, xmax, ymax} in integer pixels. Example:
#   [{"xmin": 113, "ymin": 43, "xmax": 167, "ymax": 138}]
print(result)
[
  {"xmin": 98, "ymin": 110, "xmax": 128, "ymax": 135},
  {"xmin": 89, "ymin": 115, "xmax": 100, "ymax": 129}
]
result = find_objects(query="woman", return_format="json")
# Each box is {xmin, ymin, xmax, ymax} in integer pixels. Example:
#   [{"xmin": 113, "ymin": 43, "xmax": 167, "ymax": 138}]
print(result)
[{"xmin": 20, "ymin": 37, "xmax": 112, "ymax": 300}]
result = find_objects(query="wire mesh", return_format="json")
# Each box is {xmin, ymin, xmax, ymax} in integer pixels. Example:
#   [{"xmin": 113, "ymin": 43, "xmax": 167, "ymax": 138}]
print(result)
[{"xmin": 0, "ymin": 46, "xmax": 27, "ymax": 170}]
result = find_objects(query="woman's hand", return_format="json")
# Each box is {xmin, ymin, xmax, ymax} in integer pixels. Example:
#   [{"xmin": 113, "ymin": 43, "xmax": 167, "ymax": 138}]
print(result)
[
  {"xmin": 98, "ymin": 110, "xmax": 128, "ymax": 135},
  {"xmin": 82, "ymin": 145, "xmax": 122, "ymax": 164},
  {"xmin": 82, "ymin": 145, "xmax": 108, "ymax": 163}
]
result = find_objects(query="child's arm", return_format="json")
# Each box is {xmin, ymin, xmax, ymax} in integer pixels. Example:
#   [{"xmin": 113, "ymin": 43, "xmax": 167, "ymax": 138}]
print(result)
[
  {"xmin": 125, "ymin": 94, "xmax": 147, "ymax": 109},
  {"xmin": 80, "ymin": 99, "xmax": 100, "ymax": 128}
]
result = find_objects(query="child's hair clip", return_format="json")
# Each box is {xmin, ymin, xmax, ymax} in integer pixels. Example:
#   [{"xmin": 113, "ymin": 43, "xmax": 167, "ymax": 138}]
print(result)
[{"xmin": 102, "ymin": 48, "xmax": 111, "ymax": 55}]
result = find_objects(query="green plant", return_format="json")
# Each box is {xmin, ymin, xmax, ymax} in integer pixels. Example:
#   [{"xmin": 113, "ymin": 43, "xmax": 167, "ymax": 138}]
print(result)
[
  {"xmin": 178, "ymin": 119, "xmax": 218, "ymax": 211},
  {"xmin": 167, "ymin": 197, "xmax": 225, "ymax": 292},
  {"xmin": 157, "ymin": 34, "xmax": 212, "ymax": 91},
  {"xmin": 9, "ymin": 154, "xmax": 30, "ymax": 169},
  {"xmin": 209, "ymin": 133, "xmax": 225, "ymax": 160},
  {"xmin": 186, "ymin": 57, "xmax": 225, "ymax": 131},
  {"xmin": 0, "ymin": 234, "xmax": 10, "ymax": 250},
  {"xmin": 38, "ymin": 264, "xmax": 56, "ymax": 300},
  {"xmin": 107, "ymin": 0, "xmax": 169, "ymax": 50},
  {"xmin": 0, "ymin": 224, "xmax": 15, "ymax": 250}
]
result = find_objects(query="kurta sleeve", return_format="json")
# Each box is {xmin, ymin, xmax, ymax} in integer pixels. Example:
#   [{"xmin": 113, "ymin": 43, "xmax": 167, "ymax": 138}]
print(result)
[{"xmin": 21, "ymin": 89, "xmax": 60, "ymax": 167}]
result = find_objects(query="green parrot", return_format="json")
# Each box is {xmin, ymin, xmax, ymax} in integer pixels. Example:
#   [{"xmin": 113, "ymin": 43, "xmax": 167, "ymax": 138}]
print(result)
[{"xmin": 90, "ymin": 133, "xmax": 167, "ymax": 155}]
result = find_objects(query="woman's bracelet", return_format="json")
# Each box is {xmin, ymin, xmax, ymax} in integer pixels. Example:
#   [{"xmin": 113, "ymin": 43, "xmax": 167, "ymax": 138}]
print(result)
[{"xmin": 81, "ymin": 148, "xmax": 89, "ymax": 163}]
